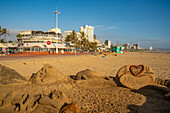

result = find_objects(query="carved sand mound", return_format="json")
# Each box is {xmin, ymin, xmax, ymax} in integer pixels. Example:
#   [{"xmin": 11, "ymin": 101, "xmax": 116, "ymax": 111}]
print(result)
[
  {"xmin": 33, "ymin": 90, "xmax": 69, "ymax": 113},
  {"xmin": 74, "ymin": 78, "xmax": 117, "ymax": 87},
  {"xmin": 75, "ymin": 69, "xmax": 108, "ymax": 80},
  {"xmin": 29, "ymin": 64, "xmax": 71, "ymax": 84},
  {"xmin": 0, "ymin": 90, "xmax": 69, "ymax": 113},
  {"xmin": 74, "ymin": 69, "xmax": 116, "ymax": 87},
  {"xmin": 0, "ymin": 64, "xmax": 27, "ymax": 85}
]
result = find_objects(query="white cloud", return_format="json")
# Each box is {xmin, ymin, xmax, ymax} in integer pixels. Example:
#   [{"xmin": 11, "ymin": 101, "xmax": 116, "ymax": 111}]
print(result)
[
  {"xmin": 101, "ymin": 26, "xmax": 117, "ymax": 30},
  {"xmin": 94, "ymin": 25, "xmax": 105, "ymax": 28}
]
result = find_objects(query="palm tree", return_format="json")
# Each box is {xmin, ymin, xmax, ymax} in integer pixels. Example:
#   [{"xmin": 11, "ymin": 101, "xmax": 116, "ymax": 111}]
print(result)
[
  {"xmin": 2, "ymin": 28, "xmax": 7, "ymax": 42},
  {"xmin": 65, "ymin": 30, "xmax": 78, "ymax": 43},
  {"xmin": 90, "ymin": 42, "xmax": 97, "ymax": 51},
  {"xmin": 0, "ymin": 39, "xmax": 4, "ymax": 43},
  {"xmin": 80, "ymin": 31, "xmax": 89, "ymax": 51},
  {"xmin": 0, "ymin": 26, "xmax": 4, "ymax": 42},
  {"xmin": 0, "ymin": 26, "xmax": 2, "ymax": 35},
  {"xmin": 16, "ymin": 33, "xmax": 23, "ymax": 43},
  {"xmin": 65, "ymin": 30, "xmax": 78, "ymax": 55},
  {"xmin": 0, "ymin": 26, "xmax": 2, "ymax": 42},
  {"xmin": 80, "ymin": 31, "xmax": 86, "ymax": 40}
]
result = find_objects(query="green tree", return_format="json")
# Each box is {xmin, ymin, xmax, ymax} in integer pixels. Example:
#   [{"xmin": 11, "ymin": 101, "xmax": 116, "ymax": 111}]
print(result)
[
  {"xmin": 8, "ymin": 40, "xmax": 13, "ymax": 43},
  {"xmin": 65, "ymin": 30, "xmax": 79, "ymax": 55},
  {"xmin": 16, "ymin": 33, "xmax": 22, "ymax": 42},
  {"xmin": 2, "ymin": 28, "xmax": 7, "ymax": 42},
  {"xmin": 80, "ymin": 31, "xmax": 86, "ymax": 40},
  {"xmin": 0, "ymin": 26, "xmax": 2, "ymax": 35},
  {"xmin": 90, "ymin": 42, "xmax": 97, "ymax": 50},
  {"xmin": 65, "ymin": 30, "xmax": 78, "ymax": 43},
  {"xmin": 0, "ymin": 39, "xmax": 4, "ymax": 43},
  {"xmin": 0, "ymin": 26, "xmax": 2, "ymax": 41},
  {"xmin": 65, "ymin": 31, "xmax": 97, "ymax": 52},
  {"xmin": 80, "ymin": 31, "xmax": 90, "ymax": 51},
  {"xmin": 0, "ymin": 26, "xmax": 8, "ymax": 42}
]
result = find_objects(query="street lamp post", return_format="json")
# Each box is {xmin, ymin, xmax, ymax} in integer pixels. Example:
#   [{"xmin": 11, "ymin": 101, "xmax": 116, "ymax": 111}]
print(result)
[{"xmin": 54, "ymin": 9, "xmax": 60, "ymax": 53}]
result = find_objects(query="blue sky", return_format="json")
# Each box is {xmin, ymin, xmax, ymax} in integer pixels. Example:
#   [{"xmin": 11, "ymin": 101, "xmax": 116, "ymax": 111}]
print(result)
[{"xmin": 0, "ymin": 0, "xmax": 170, "ymax": 49}]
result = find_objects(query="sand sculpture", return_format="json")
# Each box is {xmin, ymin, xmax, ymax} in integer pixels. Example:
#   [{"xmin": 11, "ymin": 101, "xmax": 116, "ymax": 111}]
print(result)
[
  {"xmin": 0, "ymin": 64, "xmax": 71, "ymax": 113},
  {"xmin": 0, "ymin": 63, "xmax": 169, "ymax": 112},
  {"xmin": 74, "ymin": 69, "xmax": 117, "ymax": 87},
  {"xmin": 116, "ymin": 65, "xmax": 155, "ymax": 89},
  {"xmin": 117, "ymin": 65, "xmax": 170, "ymax": 90},
  {"xmin": 75, "ymin": 69, "xmax": 109, "ymax": 80},
  {"xmin": 32, "ymin": 90, "xmax": 69, "ymax": 113},
  {"xmin": 29, "ymin": 64, "xmax": 71, "ymax": 84},
  {"xmin": 0, "ymin": 88, "xmax": 69, "ymax": 113},
  {"xmin": 0, "ymin": 64, "xmax": 27, "ymax": 85}
]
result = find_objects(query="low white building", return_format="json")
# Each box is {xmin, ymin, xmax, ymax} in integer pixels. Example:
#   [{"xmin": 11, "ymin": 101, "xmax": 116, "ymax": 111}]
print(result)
[{"xmin": 18, "ymin": 30, "xmax": 65, "ymax": 52}]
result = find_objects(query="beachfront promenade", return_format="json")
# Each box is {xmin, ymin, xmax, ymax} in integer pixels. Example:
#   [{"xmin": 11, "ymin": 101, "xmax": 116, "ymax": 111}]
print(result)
[{"xmin": 0, "ymin": 52, "xmax": 87, "ymax": 60}]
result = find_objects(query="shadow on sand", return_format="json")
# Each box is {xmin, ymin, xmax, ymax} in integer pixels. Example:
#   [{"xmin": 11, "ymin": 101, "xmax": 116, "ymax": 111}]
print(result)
[{"xmin": 128, "ymin": 85, "xmax": 170, "ymax": 113}]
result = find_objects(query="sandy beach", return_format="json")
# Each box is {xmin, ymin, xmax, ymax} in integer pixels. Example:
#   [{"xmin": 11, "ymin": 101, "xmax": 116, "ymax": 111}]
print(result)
[
  {"xmin": 1, "ymin": 52, "xmax": 170, "ymax": 79},
  {"xmin": 0, "ymin": 52, "xmax": 170, "ymax": 113}
]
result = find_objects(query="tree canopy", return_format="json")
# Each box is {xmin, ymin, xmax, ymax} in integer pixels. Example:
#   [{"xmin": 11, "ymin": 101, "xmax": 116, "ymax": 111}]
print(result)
[
  {"xmin": 65, "ymin": 30, "xmax": 97, "ymax": 51},
  {"xmin": 16, "ymin": 33, "xmax": 22, "ymax": 42},
  {"xmin": 16, "ymin": 33, "xmax": 22, "ymax": 38},
  {"xmin": 0, "ymin": 26, "xmax": 8, "ymax": 42},
  {"xmin": 65, "ymin": 30, "xmax": 77, "ymax": 43}
]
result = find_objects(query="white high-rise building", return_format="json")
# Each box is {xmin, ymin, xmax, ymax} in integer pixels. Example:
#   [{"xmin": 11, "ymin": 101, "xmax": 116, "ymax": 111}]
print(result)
[
  {"xmin": 105, "ymin": 40, "xmax": 111, "ymax": 48},
  {"xmin": 80, "ymin": 25, "xmax": 94, "ymax": 42}
]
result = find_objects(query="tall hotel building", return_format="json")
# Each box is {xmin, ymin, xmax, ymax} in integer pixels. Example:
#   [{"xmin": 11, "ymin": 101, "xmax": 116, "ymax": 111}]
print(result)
[{"xmin": 80, "ymin": 25, "xmax": 94, "ymax": 42}]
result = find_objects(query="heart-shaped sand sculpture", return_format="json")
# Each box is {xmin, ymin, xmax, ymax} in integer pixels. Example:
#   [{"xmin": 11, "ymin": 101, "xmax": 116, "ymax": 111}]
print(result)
[
  {"xmin": 119, "ymin": 74, "xmax": 153, "ymax": 90},
  {"xmin": 116, "ymin": 65, "xmax": 155, "ymax": 90},
  {"xmin": 130, "ymin": 65, "xmax": 144, "ymax": 77}
]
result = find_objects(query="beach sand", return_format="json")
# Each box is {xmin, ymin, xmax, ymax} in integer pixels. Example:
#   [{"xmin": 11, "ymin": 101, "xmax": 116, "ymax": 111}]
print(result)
[{"xmin": 0, "ymin": 52, "xmax": 170, "ymax": 112}]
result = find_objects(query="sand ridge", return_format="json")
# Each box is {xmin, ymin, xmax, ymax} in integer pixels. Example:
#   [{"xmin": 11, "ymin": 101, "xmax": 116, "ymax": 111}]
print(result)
[{"xmin": 29, "ymin": 64, "xmax": 71, "ymax": 85}]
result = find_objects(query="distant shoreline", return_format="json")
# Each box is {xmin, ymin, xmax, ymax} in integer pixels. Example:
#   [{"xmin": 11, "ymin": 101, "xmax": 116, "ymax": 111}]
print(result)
[{"xmin": 144, "ymin": 50, "xmax": 170, "ymax": 54}]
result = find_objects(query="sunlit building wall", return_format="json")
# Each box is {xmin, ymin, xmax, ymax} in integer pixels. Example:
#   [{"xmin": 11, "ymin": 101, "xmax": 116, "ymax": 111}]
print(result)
[{"xmin": 80, "ymin": 25, "xmax": 94, "ymax": 42}]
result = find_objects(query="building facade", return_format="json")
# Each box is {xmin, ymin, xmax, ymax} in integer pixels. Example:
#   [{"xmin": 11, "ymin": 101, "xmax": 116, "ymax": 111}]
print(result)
[
  {"xmin": 18, "ymin": 30, "xmax": 65, "ymax": 52},
  {"xmin": 133, "ymin": 44, "xmax": 140, "ymax": 49},
  {"xmin": 48, "ymin": 27, "xmax": 61, "ymax": 33},
  {"xmin": 105, "ymin": 40, "xmax": 111, "ymax": 49},
  {"xmin": 80, "ymin": 25, "xmax": 94, "ymax": 42},
  {"xmin": 123, "ymin": 43, "xmax": 130, "ymax": 51}
]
